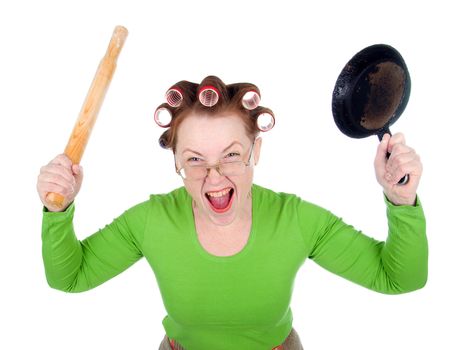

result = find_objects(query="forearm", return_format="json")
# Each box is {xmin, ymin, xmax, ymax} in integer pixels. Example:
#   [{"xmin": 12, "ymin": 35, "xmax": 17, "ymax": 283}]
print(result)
[
  {"xmin": 376, "ymin": 194, "xmax": 428, "ymax": 293},
  {"xmin": 41, "ymin": 200, "xmax": 146, "ymax": 293},
  {"xmin": 42, "ymin": 202, "xmax": 84, "ymax": 292}
]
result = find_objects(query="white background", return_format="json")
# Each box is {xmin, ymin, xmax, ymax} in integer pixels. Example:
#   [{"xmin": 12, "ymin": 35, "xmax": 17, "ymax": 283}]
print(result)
[{"xmin": 1, "ymin": 0, "xmax": 457, "ymax": 349}]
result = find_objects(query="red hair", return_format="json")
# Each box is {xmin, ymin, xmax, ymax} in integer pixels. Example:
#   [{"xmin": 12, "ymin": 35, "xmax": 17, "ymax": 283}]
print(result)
[{"xmin": 156, "ymin": 76, "xmax": 274, "ymax": 153}]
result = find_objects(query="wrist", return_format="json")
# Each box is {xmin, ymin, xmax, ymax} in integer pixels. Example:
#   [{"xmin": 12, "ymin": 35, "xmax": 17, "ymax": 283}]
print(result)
[
  {"xmin": 384, "ymin": 192, "xmax": 417, "ymax": 206},
  {"xmin": 43, "ymin": 201, "xmax": 74, "ymax": 213}
]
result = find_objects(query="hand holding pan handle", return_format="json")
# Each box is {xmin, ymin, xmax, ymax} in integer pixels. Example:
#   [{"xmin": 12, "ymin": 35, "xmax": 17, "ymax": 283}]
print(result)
[
  {"xmin": 331, "ymin": 43, "xmax": 410, "ymax": 185},
  {"xmin": 377, "ymin": 130, "xmax": 409, "ymax": 185},
  {"xmin": 45, "ymin": 26, "xmax": 128, "ymax": 209}
]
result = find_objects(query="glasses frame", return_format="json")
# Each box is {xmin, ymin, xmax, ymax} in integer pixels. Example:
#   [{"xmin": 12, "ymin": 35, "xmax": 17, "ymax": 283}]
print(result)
[{"xmin": 175, "ymin": 141, "xmax": 256, "ymax": 180}]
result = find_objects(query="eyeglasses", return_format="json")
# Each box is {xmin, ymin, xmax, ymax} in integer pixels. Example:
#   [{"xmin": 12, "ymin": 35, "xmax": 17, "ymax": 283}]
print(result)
[{"xmin": 176, "ymin": 142, "xmax": 255, "ymax": 180}]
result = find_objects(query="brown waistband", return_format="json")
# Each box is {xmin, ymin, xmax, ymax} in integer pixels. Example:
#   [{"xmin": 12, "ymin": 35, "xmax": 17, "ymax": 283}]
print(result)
[{"xmin": 168, "ymin": 337, "xmax": 284, "ymax": 350}]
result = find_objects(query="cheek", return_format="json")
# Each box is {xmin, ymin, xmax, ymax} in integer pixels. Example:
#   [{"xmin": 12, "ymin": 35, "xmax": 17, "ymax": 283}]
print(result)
[
  {"xmin": 184, "ymin": 181, "xmax": 202, "ymax": 198},
  {"xmin": 233, "ymin": 172, "xmax": 254, "ymax": 194}
]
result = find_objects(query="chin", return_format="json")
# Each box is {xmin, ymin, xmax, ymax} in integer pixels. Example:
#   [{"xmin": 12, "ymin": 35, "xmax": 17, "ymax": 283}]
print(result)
[{"xmin": 207, "ymin": 210, "xmax": 238, "ymax": 226}]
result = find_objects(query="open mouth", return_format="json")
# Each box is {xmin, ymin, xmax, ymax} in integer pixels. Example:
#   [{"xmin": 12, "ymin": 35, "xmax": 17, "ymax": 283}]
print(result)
[{"xmin": 205, "ymin": 188, "xmax": 235, "ymax": 213}]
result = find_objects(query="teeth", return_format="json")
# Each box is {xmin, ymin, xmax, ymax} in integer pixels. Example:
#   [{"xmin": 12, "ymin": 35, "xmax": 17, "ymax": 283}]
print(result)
[{"xmin": 206, "ymin": 188, "xmax": 231, "ymax": 198}]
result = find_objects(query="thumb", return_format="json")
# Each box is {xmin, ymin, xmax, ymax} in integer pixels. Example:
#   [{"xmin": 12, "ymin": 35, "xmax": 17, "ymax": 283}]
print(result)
[
  {"xmin": 374, "ymin": 133, "xmax": 390, "ymax": 172},
  {"xmin": 72, "ymin": 164, "xmax": 83, "ymax": 178}
]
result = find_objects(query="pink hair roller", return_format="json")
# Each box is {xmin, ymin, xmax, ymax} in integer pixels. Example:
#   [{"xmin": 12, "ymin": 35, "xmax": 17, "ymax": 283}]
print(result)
[
  {"xmin": 241, "ymin": 91, "xmax": 261, "ymax": 110},
  {"xmin": 256, "ymin": 112, "xmax": 275, "ymax": 132},
  {"xmin": 165, "ymin": 87, "xmax": 183, "ymax": 107},
  {"xmin": 198, "ymin": 85, "xmax": 219, "ymax": 107},
  {"xmin": 154, "ymin": 106, "xmax": 173, "ymax": 128}
]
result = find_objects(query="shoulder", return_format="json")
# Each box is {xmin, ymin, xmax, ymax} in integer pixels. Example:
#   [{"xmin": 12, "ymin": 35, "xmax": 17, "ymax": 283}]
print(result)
[
  {"xmin": 252, "ymin": 183, "xmax": 298, "ymax": 201},
  {"xmin": 252, "ymin": 183, "xmax": 323, "ymax": 211},
  {"xmin": 252, "ymin": 185, "xmax": 336, "ymax": 246},
  {"xmin": 148, "ymin": 186, "xmax": 189, "ymax": 206},
  {"xmin": 252, "ymin": 183, "xmax": 334, "ymax": 226},
  {"xmin": 122, "ymin": 187, "xmax": 189, "ymax": 217}
]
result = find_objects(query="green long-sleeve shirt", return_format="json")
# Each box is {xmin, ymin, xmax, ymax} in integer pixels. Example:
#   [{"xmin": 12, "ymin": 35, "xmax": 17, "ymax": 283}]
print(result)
[{"xmin": 41, "ymin": 184, "xmax": 428, "ymax": 350}]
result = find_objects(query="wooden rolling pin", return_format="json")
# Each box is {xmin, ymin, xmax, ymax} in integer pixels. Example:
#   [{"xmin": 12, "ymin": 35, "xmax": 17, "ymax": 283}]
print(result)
[{"xmin": 45, "ymin": 26, "xmax": 128, "ymax": 208}]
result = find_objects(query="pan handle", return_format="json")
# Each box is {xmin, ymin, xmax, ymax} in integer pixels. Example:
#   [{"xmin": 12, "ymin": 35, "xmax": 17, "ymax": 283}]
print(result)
[
  {"xmin": 397, "ymin": 174, "xmax": 410, "ymax": 186},
  {"xmin": 378, "ymin": 130, "xmax": 409, "ymax": 185}
]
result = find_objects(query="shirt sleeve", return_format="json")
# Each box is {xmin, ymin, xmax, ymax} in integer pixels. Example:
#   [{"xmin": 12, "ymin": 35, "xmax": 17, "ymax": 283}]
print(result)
[
  {"xmin": 299, "ymin": 194, "xmax": 428, "ymax": 294},
  {"xmin": 41, "ymin": 200, "xmax": 149, "ymax": 293}
]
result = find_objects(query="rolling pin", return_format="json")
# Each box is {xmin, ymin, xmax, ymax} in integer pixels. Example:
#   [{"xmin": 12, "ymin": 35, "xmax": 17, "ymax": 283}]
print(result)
[{"xmin": 45, "ymin": 25, "xmax": 128, "ymax": 208}]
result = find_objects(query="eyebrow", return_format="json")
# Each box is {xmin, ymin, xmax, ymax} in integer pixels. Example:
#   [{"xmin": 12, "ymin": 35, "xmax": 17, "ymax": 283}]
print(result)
[{"xmin": 182, "ymin": 141, "xmax": 243, "ymax": 156}]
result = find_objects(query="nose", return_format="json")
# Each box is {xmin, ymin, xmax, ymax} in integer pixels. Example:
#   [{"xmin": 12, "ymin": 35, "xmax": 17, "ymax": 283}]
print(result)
[{"xmin": 205, "ymin": 166, "xmax": 224, "ymax": 184}]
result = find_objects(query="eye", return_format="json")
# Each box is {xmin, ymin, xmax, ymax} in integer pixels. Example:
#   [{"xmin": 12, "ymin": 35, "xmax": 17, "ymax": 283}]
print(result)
[
  {"xmin": 187, "ymin": 157, "xmax": 202, "ymax": 162},
  {"xmin": 225, "ymin": 152, "xmax": 241, "ymax": 159}
]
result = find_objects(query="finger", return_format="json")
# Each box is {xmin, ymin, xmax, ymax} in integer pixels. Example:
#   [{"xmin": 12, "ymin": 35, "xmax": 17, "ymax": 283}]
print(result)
[
  {"xmin": 41, "ymin": 164, "xmax": 76, "ymax": 186},
  {"xmin": 374, "ymin": 133, "xmax": 390, "ymax": 173},
  {"xmin": 386, "ymin": 148, "xmax": 416, "ymax": 173},
  {"xmin": 49, "ymin": 154, "xmax": 73, "ymax": 169},
  {"xmin": 72, "ymin": 164, "xmax": 83, "ymax": 177},
  {"xmin": 38, "ymin": 172, "xmax": 75, "ymax": 193},
  {"xmin": 387, "ymin": 132, "xmax": 406, "ymax": 154},
  {"xmin": 40, "ymin": 167, "xmax": 76, "ymax": 189},
  {"xmin": 389, "ymin": 143, "xmax": 414, "ymax": 158},
  {"xmin": 39, "ymin": 182, "xmax": 74, "ymax": 199},
  {"xmin": 387, "ymin": 157, "xmax": 422, "ymax": 185}
]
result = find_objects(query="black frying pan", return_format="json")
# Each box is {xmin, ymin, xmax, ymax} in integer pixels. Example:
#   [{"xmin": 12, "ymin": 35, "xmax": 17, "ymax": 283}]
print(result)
[{"xmin": 332, "ymin": 44, "xmax": 410, "ymax": 185}]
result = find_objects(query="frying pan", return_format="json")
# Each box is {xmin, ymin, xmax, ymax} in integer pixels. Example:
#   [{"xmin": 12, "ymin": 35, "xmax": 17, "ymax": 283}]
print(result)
[{"xmin": 331, "ymin": 44, "xmax": 410, "ymax": 185}]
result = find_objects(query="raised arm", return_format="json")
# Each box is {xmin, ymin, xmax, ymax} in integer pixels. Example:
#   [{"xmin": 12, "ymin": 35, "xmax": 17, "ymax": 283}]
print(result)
[
  {"xmin": 41, "ymin": 200, "xmax": 147, "ymax": 293},
  {"xmin": 303, "ymin": 133, "xmax": 427, "ymax": 294},
  {"xmin": 38, "ymin": 154, "xmax": 147, "ymax": 292},
  {"xmin": 303, "ymin": 197, "xmax": 427, "ymax": 294}
]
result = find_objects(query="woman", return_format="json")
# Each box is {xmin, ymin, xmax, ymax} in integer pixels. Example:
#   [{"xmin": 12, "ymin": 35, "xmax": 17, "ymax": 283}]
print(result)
[{"xmin": 37, "ymin": 76, "xmax": 428, "ymax": 350}]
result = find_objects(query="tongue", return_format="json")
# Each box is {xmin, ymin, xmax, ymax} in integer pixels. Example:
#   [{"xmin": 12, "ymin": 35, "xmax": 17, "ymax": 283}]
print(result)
[{"xmin": 208, "ymin": 191, "xmax": 231, "ymax": 210}]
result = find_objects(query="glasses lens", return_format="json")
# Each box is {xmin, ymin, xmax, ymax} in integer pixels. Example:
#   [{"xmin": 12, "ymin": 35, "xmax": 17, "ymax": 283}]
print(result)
[
  {"xmin": 220, "ymin": 161, "xmax": 245, "ymax": 176},
  {"xmin": 179, "ymin": 160, "xmax": 248, "ymax": 180},
  {"xmin": 181, "ymin": 166, "xmax": 207, "ymax": 180}
]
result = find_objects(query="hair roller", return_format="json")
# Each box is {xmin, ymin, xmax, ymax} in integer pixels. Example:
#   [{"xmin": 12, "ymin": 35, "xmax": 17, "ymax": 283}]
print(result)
[
  {"xmin": 198, "ymin": 85, "xmax": 220, "ymax": 107},
  {"xmin": 241, "ymin": 90, "xmax": 261, "ymax": 110},
  {"xmin": 165, "ymin": 87, "xmax": 184, "ymax": 107},
  {"xmin": 154, "ymin": 105, "xmax": 173, "ymax": 128},
  {"xmin": 255, "ymin": 111, "xmax": 275, "ymax": 132}
]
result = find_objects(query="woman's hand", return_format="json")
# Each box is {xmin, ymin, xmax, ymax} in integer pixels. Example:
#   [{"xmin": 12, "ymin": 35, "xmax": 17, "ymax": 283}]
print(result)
[
  {"xmin": 374, "ymin": 133, "xmax": 422, "ymax": 206},
  {"xmin": 37, "ymin": 154, "xmax": 84, "ymax": 212}
]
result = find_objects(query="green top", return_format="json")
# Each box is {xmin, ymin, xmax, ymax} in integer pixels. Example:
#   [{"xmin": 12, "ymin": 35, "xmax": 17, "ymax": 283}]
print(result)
[{"xmin": 41, "ymin": 184, "xmax": 428, "ymax": 350}]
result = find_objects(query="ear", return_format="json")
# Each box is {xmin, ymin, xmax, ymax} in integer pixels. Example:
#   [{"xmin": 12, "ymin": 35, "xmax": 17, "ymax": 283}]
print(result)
[{"xmin": 254, "ymin": 137, "xmax": 262, "ymax": 165}]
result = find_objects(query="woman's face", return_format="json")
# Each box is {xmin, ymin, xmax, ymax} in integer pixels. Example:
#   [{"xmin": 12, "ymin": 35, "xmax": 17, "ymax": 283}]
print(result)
[{"xmin": 175, "ymin": 112, "xmax": 261, "ymax": 226}]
